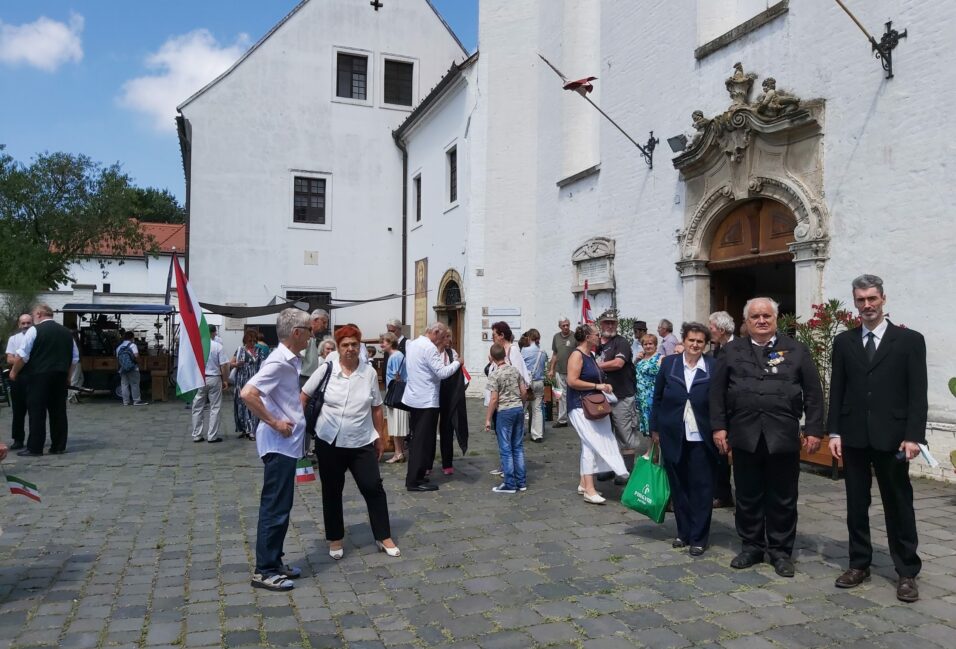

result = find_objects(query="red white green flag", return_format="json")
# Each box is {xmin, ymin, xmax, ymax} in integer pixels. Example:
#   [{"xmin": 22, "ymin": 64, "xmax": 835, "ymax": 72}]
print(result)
[
  {"xmin": 6, "ymin": 474, "xmax": 41, "ymax": 502},
  {"xmin": 295, "ymin": 458, "xmax": 316, "ymax": 484},
  {"xmin": 172, "ymin": 254, "xmax": 210, "ymax": 402}
]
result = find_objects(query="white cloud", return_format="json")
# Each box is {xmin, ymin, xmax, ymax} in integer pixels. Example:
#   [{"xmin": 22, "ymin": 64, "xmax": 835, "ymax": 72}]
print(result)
[
  {"xmin": 119, "ymin": 29, "xmax": 249, "ymax": 131},
  {"xmin": 0, "ymin": 13, "xmax": 84, "ymax": 71}
]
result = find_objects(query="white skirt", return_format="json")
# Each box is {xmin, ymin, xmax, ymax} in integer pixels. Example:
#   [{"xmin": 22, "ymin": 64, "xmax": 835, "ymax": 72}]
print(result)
[
  {"xmin": 568, "ymin": 407, "xmax": 628, "ymax": 477},
  {"xmin": 386, "ymin": 406, "xmax": 409, "ymax": 438}
]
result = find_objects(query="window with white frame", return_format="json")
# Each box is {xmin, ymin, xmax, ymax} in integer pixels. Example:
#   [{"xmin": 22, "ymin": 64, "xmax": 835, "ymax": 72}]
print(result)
[
  {"xmin": 446, "ymin": 146, "xmax": 458, "ymax": 204},
  {"xmin": 413, "ymin": 174, "xmax": 422, "ymax": 223},
  {"xmin": 336, "ymin": 52, "xmax": 368, "ymax": 100},
  {"xmin": 293, "ymin": 176, "xmax": 327, "ymax": 225},
  {"xmin": 383, "ymin": 59, "xmax": 414, "ymax": 106}
]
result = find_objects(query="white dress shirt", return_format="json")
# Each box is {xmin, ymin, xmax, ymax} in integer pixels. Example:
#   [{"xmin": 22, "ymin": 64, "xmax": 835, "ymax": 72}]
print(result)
[
  {"xmin": 5, "ymin": 331, "xmax": 28, "ymax": 357},
  {"xmin": 402, "ymin": 335, "xmax": 460, "ymax": 408},
  {"xmin": 305, "ymin": 360, "xmax": 382, "ymax": 448},
  {"xmin": 862, "ymin": 319, "xmax": 888, "ymax": 350},
  {"xmin": 205, "ymin": 340, "xmax": 228, "ymax": 376},
  {"xmin": 15, "ymin": 322, "xmax": 80, "ymax": 364},
  {"xmin": 682, "ymin": 354, "xmax": 705, "ymax": 442},
  {"xmin": 248, "ymin": 344, "xmax": 305, "ymax": 459}
]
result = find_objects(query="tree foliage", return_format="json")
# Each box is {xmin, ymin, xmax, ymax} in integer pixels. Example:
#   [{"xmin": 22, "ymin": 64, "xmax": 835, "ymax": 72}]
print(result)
[
  {"xmin": 129, "ymin": 186, "xmax": 185, "ymax": 223},
  {"xmin": 0, "ymin": 146, "xmax": 161, "ymax": 291}
]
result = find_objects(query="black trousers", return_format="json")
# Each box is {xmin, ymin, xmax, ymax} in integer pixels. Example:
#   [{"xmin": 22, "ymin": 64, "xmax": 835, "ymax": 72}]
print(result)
[
  {"xmin": 315, "ymin": 438, "xmax": 391, "ymax": 542},
  {"xmin": 436, "ymin": 403, "xmax": 467, "ymax": 470},
  {"xmin": 25, "ymin": 371, "xmax": 69, "ymax": 454},
  {"xmin": 406, "ymin": 407, "xmax": 439, "ymax": 488},
  {"xmin": 9, "ymin": 377, "xmax": 27, "ymax": 444},
  {"xmin": 843, "ymin": 445, "xmax": 921, "ymax": 577},
  {"xmin": 663, "ymin": 439, "xmax": 716, "ymax": 547},
  {"xmin": 732, "ymin": 436, "xmax": 800, "ymax": 560},
  {"xmin": 714, "ymin": 453, "xmax": 734, "ymax": 504}
]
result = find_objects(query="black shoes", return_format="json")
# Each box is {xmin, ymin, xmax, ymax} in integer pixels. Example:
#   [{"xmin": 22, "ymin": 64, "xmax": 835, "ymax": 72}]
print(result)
[
  {"xmin": 49, "ymin": 448, "xmax": 66, "ymax": 455},
  {"xmin": 730, "ymin": 551, "xmax": 763, "ymax": 569},
  {"xmin": 10, "ymin": 441, "xmax": 24, "ymax": 450},
  {"xmin": 672, "ymin": 538, "xmax": 687, "ymax": 549},
  {"xmin": 897, "ymin": 577, "xmax": 919, "ymax": 602},
  {"xmin": 689, "ymin": 546, "xmax": 706, "ymax": 557},
  {"xmin": 835, "ymin": 568, "xmax": 870, "ymax": 589},
  {"xmin": 773, "ymin": 557, "xmax": 795, "ymax": 578},
  {"xmin": 407, "ymin": 484, "xmax": 439, "ymax": 492},
  {"xmin": 17, "ymin": 449, "xmax": 42, "ymax": 457}
]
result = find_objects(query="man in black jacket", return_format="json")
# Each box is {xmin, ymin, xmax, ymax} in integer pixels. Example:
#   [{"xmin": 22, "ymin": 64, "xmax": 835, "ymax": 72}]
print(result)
[
  {"xmin": 9, "ymin": 304, "xmax": 79, "ymax": 456},
  {"xmin": 828, "ymin": 275, "xmax": 926, "ymax": 602},
  {"xmin": 710, "ymin": 297, "xmax": 824, "ymax": 577}
]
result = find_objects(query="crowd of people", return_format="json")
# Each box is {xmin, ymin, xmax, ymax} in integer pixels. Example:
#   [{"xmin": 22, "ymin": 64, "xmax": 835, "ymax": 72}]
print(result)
[{"xmin": 2, "ymin": 274, "xmax": 929, "ymax": 605}]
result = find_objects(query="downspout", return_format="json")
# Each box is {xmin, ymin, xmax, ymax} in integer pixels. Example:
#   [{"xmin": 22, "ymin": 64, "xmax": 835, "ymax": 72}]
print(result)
[{"xmin": 394, "ymin": 135, "xmax": 409, "ymax": 324}]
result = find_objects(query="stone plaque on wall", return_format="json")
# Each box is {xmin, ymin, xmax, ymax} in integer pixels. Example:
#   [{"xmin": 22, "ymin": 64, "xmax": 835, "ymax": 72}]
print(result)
[{"xmin": 414, "ymin": 258, "xmax": 428, "ymax": 337}]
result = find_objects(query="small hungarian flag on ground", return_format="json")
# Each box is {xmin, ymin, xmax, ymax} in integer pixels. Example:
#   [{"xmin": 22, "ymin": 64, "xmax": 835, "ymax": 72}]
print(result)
[
  {"xmin": 295, "ymin": 458, "xmax": 316, "ymax": 484},
  {"xmin": 6, "ymin": 474, "xmax": 41, "ymax": 502}
]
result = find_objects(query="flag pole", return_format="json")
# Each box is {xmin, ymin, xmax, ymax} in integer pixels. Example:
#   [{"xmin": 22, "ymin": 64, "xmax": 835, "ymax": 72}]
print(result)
[
  {"xmin": 164, "ymin": 248, "xmax": 176, "ymax": 305},
  {"xmin": 537, "ymin": 53, "xmax": 652, "ymax": 159}
]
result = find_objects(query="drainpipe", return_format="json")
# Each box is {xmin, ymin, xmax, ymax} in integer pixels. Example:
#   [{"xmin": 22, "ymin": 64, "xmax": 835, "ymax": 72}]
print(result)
[{"xmin": 394, "ymin": 136, "xmax": 408, "ymax": 323}]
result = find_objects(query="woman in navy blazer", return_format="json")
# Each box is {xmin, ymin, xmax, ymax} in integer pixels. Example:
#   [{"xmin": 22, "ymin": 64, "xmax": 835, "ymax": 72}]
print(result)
[{"xmin": 650, "ymin": 322, "xmax": 718, "ymax": 555}]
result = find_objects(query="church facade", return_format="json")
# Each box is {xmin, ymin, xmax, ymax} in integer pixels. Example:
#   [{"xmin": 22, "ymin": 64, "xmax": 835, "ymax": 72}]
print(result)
[{"xmin": 181, "ymin": 0, "xmax": 956, "ymax": 479}]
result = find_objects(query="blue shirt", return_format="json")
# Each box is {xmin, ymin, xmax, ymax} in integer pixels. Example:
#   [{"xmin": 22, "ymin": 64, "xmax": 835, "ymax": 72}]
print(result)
[
  {"xmin": 385, "ymin": 350, "xmax": 408, "ymax": 387},
  {"xmin": 521, "ymin": 343, "xmax": 547, "ymax": 381}
]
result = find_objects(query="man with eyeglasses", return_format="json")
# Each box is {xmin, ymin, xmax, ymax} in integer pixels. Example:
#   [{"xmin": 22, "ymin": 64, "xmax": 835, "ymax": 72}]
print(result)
[
  {"xmin": 5, "ymin": 313, "xmax": 34, "ymax": 450},
  {"xmin": 710, "ymin": 297, "xmax": 824, "ymax": 578}
]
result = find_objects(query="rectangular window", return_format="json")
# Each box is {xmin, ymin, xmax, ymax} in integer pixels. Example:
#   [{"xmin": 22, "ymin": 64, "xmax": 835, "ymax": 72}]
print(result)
[
  {"xmin": 447, "ymin": 147, "xmax": 458, "ymax": 203},
  {"xmin": 286, "ymin": 291, "xmax": 332, "ymax": 316},
  {"xmin": 383, "ymin": 60, "xmax": 414, "ymax": 106},
  {"xmin": 336, "ymin": 53, "xmax": 368, "ymax": 100},
  {"xmin": 102, "ymin": 283, "xmax": 111, "ymax": 293},
  {"xmin": 414, "ymin": 175, "xmax": 422, "ymax": 223},
  {"xmin": 293, "ymin": 176, "xmax": 326, "ymax": 224}
]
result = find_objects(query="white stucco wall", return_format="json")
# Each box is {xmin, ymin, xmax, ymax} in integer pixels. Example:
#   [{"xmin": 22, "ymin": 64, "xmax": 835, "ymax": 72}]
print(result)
[
  {"xmin": 180, "ymin": 0, "xmax": 465, "ymax": 353},
  {"xmin": 59, "ymin": 255, "xmax": 174, "ymax": 298}
]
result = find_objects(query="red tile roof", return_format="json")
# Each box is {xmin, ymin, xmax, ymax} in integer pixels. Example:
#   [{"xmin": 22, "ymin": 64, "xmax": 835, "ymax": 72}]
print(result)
[{"xmin": 83, "ymin": 221, "xmax": 186, "ymax": 257}]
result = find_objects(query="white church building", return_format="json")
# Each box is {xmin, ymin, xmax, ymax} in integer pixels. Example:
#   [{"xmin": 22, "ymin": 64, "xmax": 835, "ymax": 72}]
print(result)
[{"xmin": 180, "ymin": 0, "xmax": 956, "ymax": 479}]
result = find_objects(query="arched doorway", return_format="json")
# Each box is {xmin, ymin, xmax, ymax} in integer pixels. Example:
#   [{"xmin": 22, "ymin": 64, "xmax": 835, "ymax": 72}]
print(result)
[
  {"xmin": 709, "ymin": 199, "xmax": 797, "ymax": 322},
  {"xmin": 434, "ymin": 270, "xmax": 465, "ymax": 350}
]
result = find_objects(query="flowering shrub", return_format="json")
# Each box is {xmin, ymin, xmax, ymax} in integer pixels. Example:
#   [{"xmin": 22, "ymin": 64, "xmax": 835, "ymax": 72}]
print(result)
[{"xmin": 778, "ymin": 299, "xmax": 860, "ymax": 414}]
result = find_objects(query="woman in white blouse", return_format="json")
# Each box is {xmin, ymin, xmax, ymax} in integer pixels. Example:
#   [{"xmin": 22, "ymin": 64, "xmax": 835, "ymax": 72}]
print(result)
[{"xmin": 300, "ymin": 325, "xmax": 399, "ymax": 559}]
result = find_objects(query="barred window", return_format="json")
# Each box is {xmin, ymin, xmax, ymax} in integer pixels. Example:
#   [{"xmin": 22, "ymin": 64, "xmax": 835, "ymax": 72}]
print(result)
[{"xmin": 293, "ymin": 176, "xmax": 326, "ymax": 224}]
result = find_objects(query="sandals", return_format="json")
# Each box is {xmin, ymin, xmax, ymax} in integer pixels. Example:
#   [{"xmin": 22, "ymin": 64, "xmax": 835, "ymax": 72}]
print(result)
[
  {"xmin": 251, "ymin": 573, "xmax": 294, "ymax": 591},
  {"xmin": 385, "ymin": 454, "xmax": 405, "ymax": 464}
]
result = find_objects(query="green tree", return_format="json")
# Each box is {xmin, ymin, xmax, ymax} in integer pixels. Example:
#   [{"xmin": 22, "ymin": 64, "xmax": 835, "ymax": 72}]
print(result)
[
  {"xmin": 0, "ymin": 146, "xmax": 157, "ymax": 291},
  {"xmin": 129, "ymin": 186, "xmax": 185, "ymax": 223}
]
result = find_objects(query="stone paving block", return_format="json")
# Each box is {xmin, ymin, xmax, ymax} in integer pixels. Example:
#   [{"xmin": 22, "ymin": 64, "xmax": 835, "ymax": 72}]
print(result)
[{"xmin": 527, "ymin": 621, "xmax": 580, "ymax": 644}]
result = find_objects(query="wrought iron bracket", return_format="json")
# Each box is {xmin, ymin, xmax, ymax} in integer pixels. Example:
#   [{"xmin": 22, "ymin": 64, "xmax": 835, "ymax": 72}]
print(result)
[
  {"xmin": 870, "ymin": 21, "xmax": 906, "ymax": 79},
  {"xmin": 640, "ymin": 131, "xmax": 660, "ymax": 169}
]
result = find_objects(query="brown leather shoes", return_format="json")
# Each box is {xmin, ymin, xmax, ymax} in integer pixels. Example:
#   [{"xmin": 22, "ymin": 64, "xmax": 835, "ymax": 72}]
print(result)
[
  {"xmin": 834, "ymin": 568, "xmax": 870, "ymax": 589},
  {"xmin": 897, "ymin": 576, "xmax": 919, "ymax": 602}
]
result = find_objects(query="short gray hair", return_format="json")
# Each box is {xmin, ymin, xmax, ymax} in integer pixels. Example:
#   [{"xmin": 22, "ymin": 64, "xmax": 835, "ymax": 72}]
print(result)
[
  {"xmin": 311, "ymin": 309, "xmax": 329, "ymax": 321},
  {"xmin": 743, "ymin": 297, "xmax": 779, "ymax": 320},
  {"xmin": 426, "ymin": 322, "xmax": 448, "ymax": 335},
  {"xmin": 386, "ymin": 318, "xmax": 403, "ymax": 329},
  {"xmin": 708, "ymin": 311, "xmax": 735, "ymax": 335},
  {"xmin": 31, "ymin": 303, "xmax": 54, "ymax": 318},
  {"xmin": 658, "ymin": 319, "xmax": 673, "ymax": 332},
  {"xmin": 277, "ymin": 308, "xmax": 309, "ymax": 340},
  {"xmin": 851, "ymin": 274, "xmax": 884, "ymax": 296},
  {"xmin": 558, "ymin": 316, "xmax": 570, "ymax": 325}
]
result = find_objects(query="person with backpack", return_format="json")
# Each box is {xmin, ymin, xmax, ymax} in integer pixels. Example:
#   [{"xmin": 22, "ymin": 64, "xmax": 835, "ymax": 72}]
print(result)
[{"xmin": 116, "ymin": 331, "xmax": 147, "ymax": 407}]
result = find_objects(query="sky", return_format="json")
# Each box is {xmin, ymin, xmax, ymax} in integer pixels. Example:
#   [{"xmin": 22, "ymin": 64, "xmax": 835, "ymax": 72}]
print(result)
[{"xmin": 0, "ymin": 0, "xmax": 478, "ymax": 203}]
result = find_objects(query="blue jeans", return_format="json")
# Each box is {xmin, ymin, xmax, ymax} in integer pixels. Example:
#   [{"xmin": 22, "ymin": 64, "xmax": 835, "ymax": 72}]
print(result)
[
  {"xmin": 495, "ymin": 406, "xmax": 526, "ymax": 490},
  {"xmin": 255, "ymin": 453, "xmax": 297, "ymax": 577}
]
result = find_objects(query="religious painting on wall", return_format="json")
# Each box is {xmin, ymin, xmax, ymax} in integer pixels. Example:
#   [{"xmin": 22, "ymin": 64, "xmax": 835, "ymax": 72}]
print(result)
[{"xmin": 414, "ymin": 258, "xmax": 428, "ymax": 337}]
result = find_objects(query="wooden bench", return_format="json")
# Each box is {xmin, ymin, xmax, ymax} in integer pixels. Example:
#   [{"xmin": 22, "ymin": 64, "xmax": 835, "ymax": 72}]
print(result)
[{"xmin": 800, "ymin": 433, "xmax": 843, "ymax": 479}]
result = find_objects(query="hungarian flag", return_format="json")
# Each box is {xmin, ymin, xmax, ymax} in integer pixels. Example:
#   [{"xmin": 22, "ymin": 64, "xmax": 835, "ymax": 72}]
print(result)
[
  {"xmin": 295, "ymin": 458, "xmax": 316, "ymax": 484},
  {"xmin": 172, "ymin": 254, "xmax": 209, "ymax": 402},
  {"xmin": 7, "ymin": 474, "xmax": 41, "ymax": 502},
  {"xmin": 582, "ymin": 280, "xmax": 594, "ymax": 324}
]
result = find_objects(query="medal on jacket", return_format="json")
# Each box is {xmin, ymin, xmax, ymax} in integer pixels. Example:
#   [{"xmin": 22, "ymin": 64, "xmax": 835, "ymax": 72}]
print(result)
[{"xmin": 766, "ymin": 350, "xmax": 787, "ymax": 374}]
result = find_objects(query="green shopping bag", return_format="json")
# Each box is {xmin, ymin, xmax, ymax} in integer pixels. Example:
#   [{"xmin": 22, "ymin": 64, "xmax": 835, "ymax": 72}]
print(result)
[{"xmin": 620, "ymin": 442, "xmax": 671, "ymax": 523}]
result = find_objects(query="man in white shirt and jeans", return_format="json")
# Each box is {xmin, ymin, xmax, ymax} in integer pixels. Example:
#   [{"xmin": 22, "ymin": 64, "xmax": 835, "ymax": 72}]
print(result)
[
  {"xmin": 402, "ymin": 322, "xmax": 462, "ymax": 492},
  {"xmin": 240, "ymin": 308, "xmax": 312, "ymax": 591},
  {"xmin": 191, "ymin": 326, "xmax": 230, "ymax": 443}
]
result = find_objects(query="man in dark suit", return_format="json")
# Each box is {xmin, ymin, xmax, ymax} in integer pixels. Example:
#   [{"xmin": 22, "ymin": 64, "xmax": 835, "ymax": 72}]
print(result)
[
  {"xmin": 435, "ymin": 329, "xmax": 468, "ymax": 475},
  {"xmin": 386, "ymin": 319, "xmax": 408, "ymax": 355},
  {"xmin": 710, "ymin": 297, "xmax": 824, "ymax": 577},
  {"xmin": 828, "ymin": 274, "xmax": 926, "ymax": 602},
  {"xmin": 9, "ymin": 304, "xmax": 79, "ymax": 456}
]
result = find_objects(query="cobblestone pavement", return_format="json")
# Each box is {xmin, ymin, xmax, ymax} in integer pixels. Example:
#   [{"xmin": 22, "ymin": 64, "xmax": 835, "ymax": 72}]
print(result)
[{"xmin": 1, "ymin": 397, "xmax": 955, "ymax": 649}]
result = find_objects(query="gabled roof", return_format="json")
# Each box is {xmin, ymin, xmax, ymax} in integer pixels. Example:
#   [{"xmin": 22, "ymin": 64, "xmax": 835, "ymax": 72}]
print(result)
[
  {"xmin": 82, "ymin": 222, "xmax": 186, "ymax": 258},
  {"xmin": 177, "ymin": 0, "xmax": 467, "ymax": 112}
]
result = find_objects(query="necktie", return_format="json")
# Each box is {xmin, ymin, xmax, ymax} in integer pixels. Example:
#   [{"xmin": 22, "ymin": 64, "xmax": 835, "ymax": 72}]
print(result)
[{"xmin": 865, "ymin": 332, "xmax": 876, "ymax": 362}]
